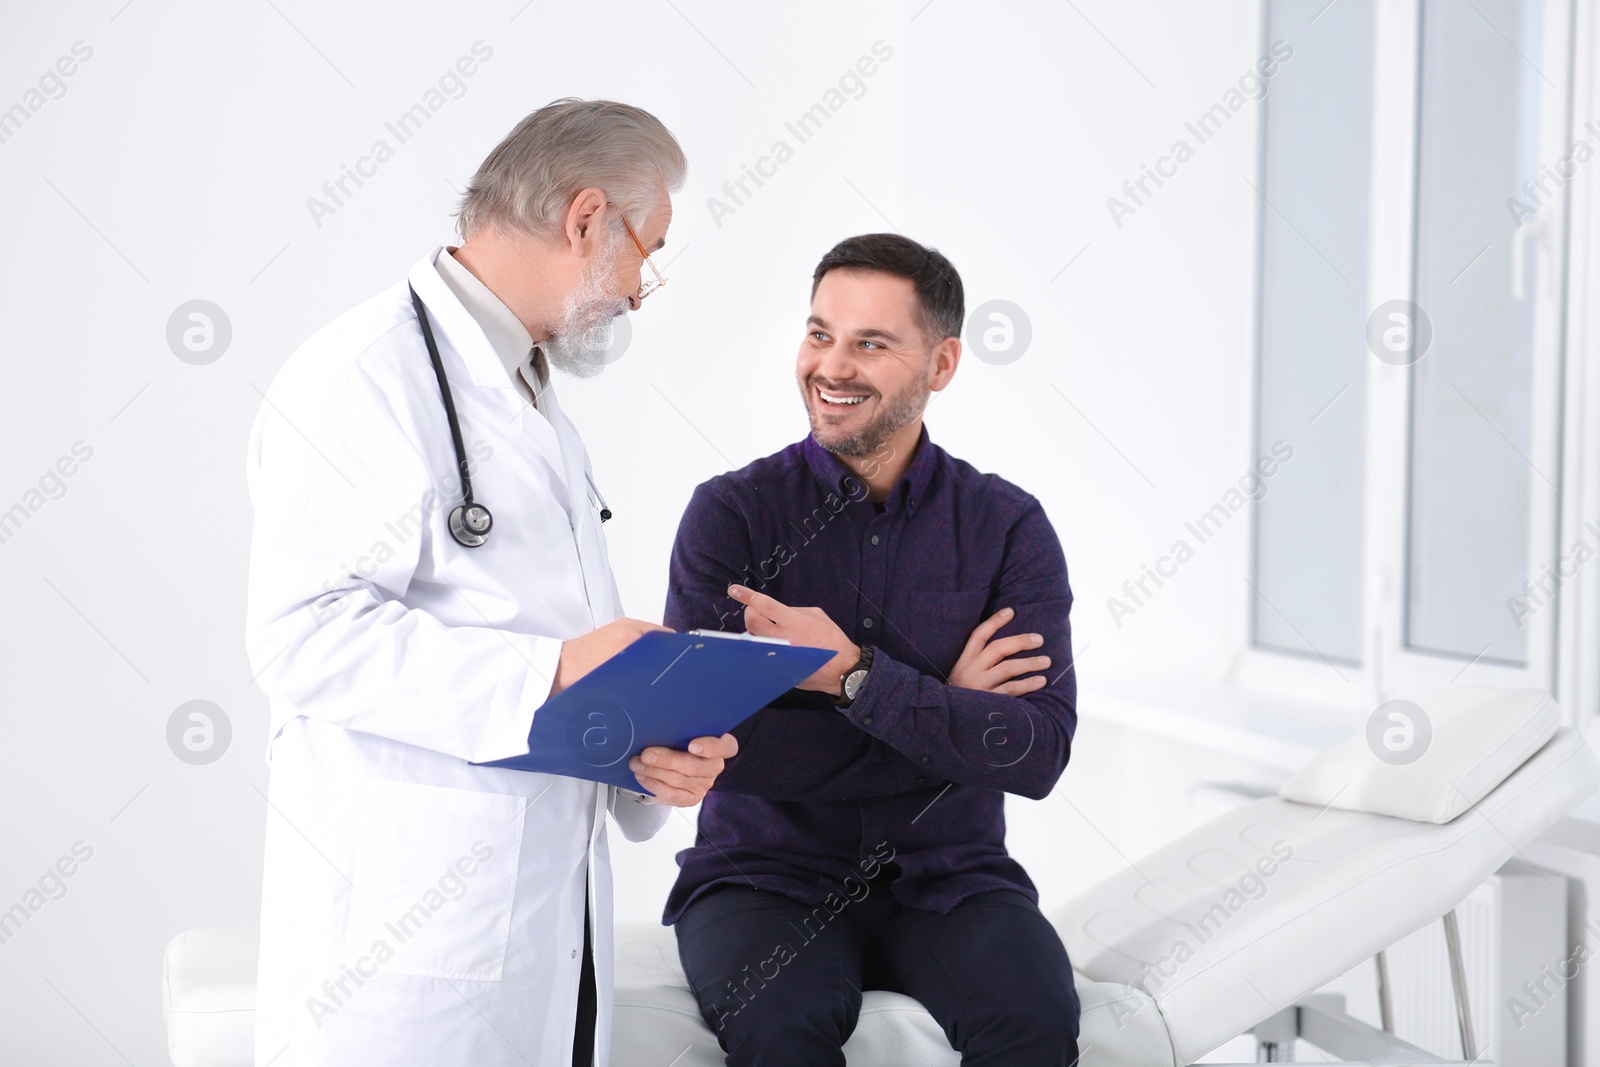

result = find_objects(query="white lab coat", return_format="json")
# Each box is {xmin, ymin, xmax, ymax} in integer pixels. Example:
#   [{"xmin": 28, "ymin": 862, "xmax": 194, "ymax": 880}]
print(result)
[{"xmin": 244, "ymin": 249, "xmax": 668, "ymax": 1067}]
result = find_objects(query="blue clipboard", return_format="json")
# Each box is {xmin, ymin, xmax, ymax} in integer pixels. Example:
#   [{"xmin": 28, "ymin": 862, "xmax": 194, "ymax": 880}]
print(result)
[{"xmin": 474, "ymin": 629, "xmax": 835, "ymax": 793}]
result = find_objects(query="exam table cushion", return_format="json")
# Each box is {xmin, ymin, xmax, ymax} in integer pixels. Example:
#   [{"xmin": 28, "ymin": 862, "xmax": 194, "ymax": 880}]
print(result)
[
  {"xmin": 161, "ymin": 920, "xmax": 1179, "ymax": 1067},
  {"xmin": 1278, "ymin": 685, "xmax": 1560, "ymax": 824},
  {"xmin": 1054, "ymin": 726, "xmax": 1600, "ymax": 1066},
  {"xmin": 611, "ymin": 920, "xmax": 1180, "ymax": 1067},
  {"xmin": 608, "ymin": 921, "xmax": 1177, "ymax": 1067},
  {"xmin": 163, "ymin": 925, "xmax": 257, "ymax": 1067}
]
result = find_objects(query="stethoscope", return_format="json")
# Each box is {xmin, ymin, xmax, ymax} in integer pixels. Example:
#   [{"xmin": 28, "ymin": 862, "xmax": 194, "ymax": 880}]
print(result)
[{"xmin": 410, "ymin": 284, "xmax": 611, "ymax": 549}]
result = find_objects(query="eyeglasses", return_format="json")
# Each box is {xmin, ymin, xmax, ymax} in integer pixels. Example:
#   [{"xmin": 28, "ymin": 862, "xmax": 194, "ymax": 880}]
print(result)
[{"xmin": 620, "ymin": 213, "xmax": 667, "ymax": 301}]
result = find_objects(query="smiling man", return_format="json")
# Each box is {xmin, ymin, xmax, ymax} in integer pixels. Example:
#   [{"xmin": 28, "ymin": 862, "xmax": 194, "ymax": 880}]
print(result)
[{"xmin": 655, "ymin": 234, "xmax": 1082, "ymax": 1065}]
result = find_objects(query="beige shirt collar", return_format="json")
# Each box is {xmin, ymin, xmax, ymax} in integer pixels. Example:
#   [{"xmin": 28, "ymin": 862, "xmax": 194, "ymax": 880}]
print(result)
[{"xmin": 434, "ymin": 247, "xmax": 549, "ymax": 396}]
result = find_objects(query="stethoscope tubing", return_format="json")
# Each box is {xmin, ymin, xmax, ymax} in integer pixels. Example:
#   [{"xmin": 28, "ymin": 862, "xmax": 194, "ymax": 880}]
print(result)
[
  {"xmin": 410, "ymin": 283, "xmax": 612, "ymax": 546},
  {"xmin": 410, "ymin": 284, "xmax": 480, "ymax": 510}
]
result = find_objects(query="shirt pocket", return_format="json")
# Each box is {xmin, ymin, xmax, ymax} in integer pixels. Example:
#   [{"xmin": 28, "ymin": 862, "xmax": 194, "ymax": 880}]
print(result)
[
  {"xmin": 346, "ymin": 779, "xmax": 526, "ymax": 981},
  {"xmin": 906, "ymin": 589, "xmax": 992, "ymax": 676}
]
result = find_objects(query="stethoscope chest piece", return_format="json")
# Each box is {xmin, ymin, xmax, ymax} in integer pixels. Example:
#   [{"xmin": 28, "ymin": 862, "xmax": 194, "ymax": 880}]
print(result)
[{"xmin": 449, "ymin": 502, "xmax": 493, "ymax": 548}]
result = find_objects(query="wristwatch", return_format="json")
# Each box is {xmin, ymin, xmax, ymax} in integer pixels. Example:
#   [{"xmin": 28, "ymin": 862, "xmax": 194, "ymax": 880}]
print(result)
[{"xmin": 834, "ymin": 646, "xmax": 875, "ymax": 709}]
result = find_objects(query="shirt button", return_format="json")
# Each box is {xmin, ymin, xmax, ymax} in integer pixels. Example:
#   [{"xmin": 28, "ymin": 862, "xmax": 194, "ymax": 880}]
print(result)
[
  {"xmin": 920, "ymin": 755, "xmax": 931, "ymax": 763},
  {"xmin": 862, "ymin": 715, "xmax": 873, "ymax": 725},
  {"xmin": 870, "ymin": 534, "xmax": 880, "ymax": 545},
  {"xmin": 840, "ymin": 795, "xmax": 852, "ymax": 802},
  {"xmin": 916, "ymin": 776, "xmax": 926, "ymax": 784},
  {"xmin": 862, "ymin": 618, "xmax": 873, "ymax": 629}
]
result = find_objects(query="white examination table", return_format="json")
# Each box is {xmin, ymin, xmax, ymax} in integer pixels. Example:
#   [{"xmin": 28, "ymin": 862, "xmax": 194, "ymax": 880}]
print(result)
[{"xmin": 165, "ymin": 687, "xmax": 1600, "ymax": 1066}]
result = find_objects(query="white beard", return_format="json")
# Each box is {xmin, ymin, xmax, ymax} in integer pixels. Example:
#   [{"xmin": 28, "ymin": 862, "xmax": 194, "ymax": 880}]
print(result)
[{"xmin": 544, "ymin": 229, "xmax": 629, "ymax": 380}]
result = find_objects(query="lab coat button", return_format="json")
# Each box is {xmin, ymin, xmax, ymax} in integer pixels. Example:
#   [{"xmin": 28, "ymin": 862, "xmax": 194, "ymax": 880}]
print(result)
[{"xmin": 571, "ymin": 949, "xmax": 577, "ymax": 958}]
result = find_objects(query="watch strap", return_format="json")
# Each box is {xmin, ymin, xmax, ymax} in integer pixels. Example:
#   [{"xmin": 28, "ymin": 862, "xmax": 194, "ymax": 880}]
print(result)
[{"xmin": 834, "ymin": 645, "xmax": 875, "ymax": 709}]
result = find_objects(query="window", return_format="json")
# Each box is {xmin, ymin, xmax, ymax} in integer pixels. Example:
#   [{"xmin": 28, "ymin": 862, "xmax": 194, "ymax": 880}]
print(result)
[
  {"xmin": 1250, "ymin": 0, "xmax": 1376, "ymax": 666},
  {"xmin": 1247, "ymin": 0, "xmax": 1577, "ymax": 703},
  {"xmin": 1405, "ymin": 0, "xmax": 1568, "ymax": 666}
]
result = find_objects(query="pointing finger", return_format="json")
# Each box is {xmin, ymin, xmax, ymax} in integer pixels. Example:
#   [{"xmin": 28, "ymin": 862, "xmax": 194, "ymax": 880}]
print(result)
[{"xmin": 728, "ymin": 584, "xmax": 790, "ymax": 625}]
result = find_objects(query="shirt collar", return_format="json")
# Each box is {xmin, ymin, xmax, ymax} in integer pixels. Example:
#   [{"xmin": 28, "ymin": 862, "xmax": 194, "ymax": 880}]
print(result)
[
  {"xmin": 801, "ymin": 423, "xmax": 936, "ymax": 515},
  {"xmin": 434, "ymin": 247, "xmax": 548, "ymax": 393}
]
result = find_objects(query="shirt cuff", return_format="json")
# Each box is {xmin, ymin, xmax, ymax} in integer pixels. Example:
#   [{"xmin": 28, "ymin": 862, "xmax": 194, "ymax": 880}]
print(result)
[
  {"xmin": 610, "ymin": 785, "xmax": 670, "ymax": 842},
  {"xmin": 839, "ymin": 645, "xmax": 911, "ymax": 728}
]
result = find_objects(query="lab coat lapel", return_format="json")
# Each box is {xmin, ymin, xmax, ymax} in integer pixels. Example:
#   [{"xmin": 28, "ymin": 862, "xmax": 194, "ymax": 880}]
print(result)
[
  {"xmin": 406, "ymin": 252, "xmax": 514, "ymax": 390},
  {"xmin": 539, "ymin": 384, "xmax": 620, "ymax": 627},
  {"xmin": 406, "ymin": 251, "xmax": 572, "ymax": 504},
  {"xmin": 514, "ymin": 382, "xmax": 573, "ymax": 504}
]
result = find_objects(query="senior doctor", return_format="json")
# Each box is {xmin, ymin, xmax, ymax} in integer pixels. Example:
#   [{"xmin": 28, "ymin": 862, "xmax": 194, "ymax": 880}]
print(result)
[{"xmin": 244, "ymin": 99, "xmax": 733, "ymax": 1067}]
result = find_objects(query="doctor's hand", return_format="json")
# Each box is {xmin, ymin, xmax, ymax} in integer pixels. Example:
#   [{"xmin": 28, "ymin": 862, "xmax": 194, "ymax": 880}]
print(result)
[
  {"xmin": 726, "ymin": 584, "xmax": 859, "ymax": 697},
  {"xmin": 629, "ymin": 733, "xmax": 739, "ymax": 806},
  {"xmin": 552, "ymin": 617, "xmax": 671, "ymax": 697},
  {"xmin": 948, "ymin": 607, "xmax": 1050, "ymax": 696}
]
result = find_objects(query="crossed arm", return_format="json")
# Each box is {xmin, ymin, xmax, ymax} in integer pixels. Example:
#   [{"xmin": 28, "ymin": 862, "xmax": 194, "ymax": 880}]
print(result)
[{"xmin": 651, "ymin": 487, "xmax": 1077, "ymax": 803}]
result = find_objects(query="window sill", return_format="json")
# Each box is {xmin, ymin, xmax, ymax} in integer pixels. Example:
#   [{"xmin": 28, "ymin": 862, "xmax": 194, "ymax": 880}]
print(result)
[
  {"xmin": 1076, "ymin": 675, "xmax": 1362, "ymax": 774},
  {"xmin": 1078, "ymin": 677, "xmax": 1600, "ymax": 826}
]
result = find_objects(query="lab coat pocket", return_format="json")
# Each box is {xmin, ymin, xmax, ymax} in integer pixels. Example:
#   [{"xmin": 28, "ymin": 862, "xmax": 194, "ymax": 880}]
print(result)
[{"xmin": 346, "ymin": 779, "xmax": 526, "ymax": 982}]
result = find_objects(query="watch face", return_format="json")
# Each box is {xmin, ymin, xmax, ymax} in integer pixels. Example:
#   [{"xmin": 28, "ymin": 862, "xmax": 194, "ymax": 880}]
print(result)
[{"xmin": 845, "ymin": 668, "xmax": 869, "ymax": 699}]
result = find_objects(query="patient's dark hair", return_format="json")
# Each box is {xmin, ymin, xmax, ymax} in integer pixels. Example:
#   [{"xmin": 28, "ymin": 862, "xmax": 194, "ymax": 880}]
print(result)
[{"xmin": 811, "ymin": 233, "xmax": 964, "ymax": 346}]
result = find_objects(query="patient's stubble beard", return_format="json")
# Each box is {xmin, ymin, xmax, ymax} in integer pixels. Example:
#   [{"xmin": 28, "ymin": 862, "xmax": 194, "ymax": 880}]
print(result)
[
  {"xmin": 804, "ymin": 369, "xmax": 929, "ymax": 458},
  {"xmin": 544, "ymin": 226, "xmax": 628, "ymax": 380}
]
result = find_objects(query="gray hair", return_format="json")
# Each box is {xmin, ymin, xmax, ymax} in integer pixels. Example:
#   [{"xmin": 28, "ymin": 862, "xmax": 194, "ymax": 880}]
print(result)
[{"xmin": 456, "ymin": 98, "xmax": 687, "ymax": 240}]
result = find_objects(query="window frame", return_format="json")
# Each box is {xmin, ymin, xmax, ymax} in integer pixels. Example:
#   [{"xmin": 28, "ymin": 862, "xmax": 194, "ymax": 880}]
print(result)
[{"xmin": 1235, "ymin": 0, "xmax": 1598, "ymax": 729}]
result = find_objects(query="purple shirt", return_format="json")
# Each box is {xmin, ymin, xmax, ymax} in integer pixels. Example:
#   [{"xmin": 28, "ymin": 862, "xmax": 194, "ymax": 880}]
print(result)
[{"xmin": 660, "ymin": 425, "xmax": 1077, "ymax": 924}]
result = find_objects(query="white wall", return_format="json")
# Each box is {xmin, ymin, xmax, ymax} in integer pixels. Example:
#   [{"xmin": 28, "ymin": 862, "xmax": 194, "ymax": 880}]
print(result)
[{"xmin": 0, "ymin": 1, "xmax": 1275, "ymax": 1061}]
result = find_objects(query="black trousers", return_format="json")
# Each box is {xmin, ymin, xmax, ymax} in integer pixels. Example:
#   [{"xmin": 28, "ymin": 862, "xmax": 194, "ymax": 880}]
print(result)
[
  {"xmin": 674, "ymin": 867, "xmax": 1081, "ymax": 1066},
  {"xmin": 573, "ymin": 886, "xmax": 595, "ymax": 1067}
]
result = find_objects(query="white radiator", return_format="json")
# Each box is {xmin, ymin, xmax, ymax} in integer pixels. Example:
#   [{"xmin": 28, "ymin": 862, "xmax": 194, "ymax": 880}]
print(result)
[{"xmin": 1342, "ymin": 862, "xmax": 1568, "ymax": 1065}]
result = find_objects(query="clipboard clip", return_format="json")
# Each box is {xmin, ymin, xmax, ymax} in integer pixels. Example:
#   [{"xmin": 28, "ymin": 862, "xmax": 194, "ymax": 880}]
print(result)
[{"xmin": 687, "ymin": 629, "xmax": 791, "ymax": 646}]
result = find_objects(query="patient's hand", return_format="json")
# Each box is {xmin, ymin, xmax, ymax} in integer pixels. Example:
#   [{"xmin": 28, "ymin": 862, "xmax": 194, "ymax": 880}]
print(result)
[
  {"xmin": 725, "ymin": 584, "xmax": 860, "ymax": 696},
  {"xmin": 628, "ymin": 733, "xmax": 739, "ymax": 806},
  {"xmin": 949, "ymin": 607, "xmax": 1051, "ymax": 696}
]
